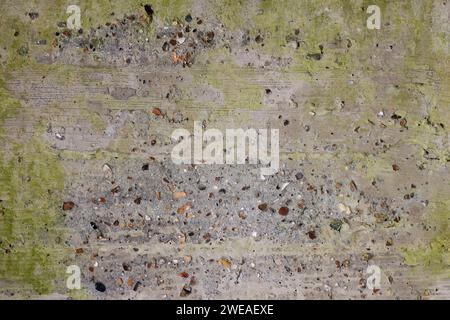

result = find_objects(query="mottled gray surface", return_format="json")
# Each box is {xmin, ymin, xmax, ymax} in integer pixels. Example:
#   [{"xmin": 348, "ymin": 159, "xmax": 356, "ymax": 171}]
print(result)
[{"xmin": 0, "ymin": 0, "xmax": 448, "ymax": 300}]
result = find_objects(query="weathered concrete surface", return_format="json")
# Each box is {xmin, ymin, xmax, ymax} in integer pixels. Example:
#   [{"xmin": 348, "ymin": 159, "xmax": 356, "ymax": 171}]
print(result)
[{"xmin": 0, "ymin": 0, "xmax": 449, "ymax": 299}]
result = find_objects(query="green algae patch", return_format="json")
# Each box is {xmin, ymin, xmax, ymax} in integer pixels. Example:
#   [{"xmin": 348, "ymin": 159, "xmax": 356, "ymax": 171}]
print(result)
[
  {"xmin": 152, "ymin": 0, "xmax": 192, "ymax": 23},
  {"xmin": 82, "ymin": 109, "xmax": 107, "ymax": 133},
  {"xmin": 344, "ymin": 152, "xmax": 393, "ymax": 182},
  {"xmin": 256, "ymin": 0, "xmax": 341, "ymax": 55},
  {"xmin": 0, "ymin": 139, "xmax": 71, "ymax": 296},
  {"xmin": 213, "ymin": 0, "xmax": 256, "ymax": 31},
  {"xmin": 0, "ymin": 3, "xmax": 75, "ymax": 295},
  {"xmin": 0, "ymin": 78, "xmax": 21, "ymax": 135},
  {"xmin": 68, "ymin": 288, "xmax": 92, "ymax": 300},
  {"xmin": 0, "ymin": 16, "xmax": 31, "ymax": 70},
  {"xmin": 402, "ymin": 200, "xmax": 450, "ymax": 277},
  {"xmin": 0, "ymin": 76, "xmax": 71, "ymax": 296},
  {"xmin": 192, "ymin": 48, "xmax": 263, "ymax": 111}
]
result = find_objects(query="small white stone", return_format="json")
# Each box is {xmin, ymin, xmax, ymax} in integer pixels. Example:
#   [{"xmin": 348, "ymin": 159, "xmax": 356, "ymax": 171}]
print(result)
[
  {"xmin": 280, "ymin": 182, "xmax": 290, "ymax": 191},
  {"xmin": 286, "ymin": 41, "xmax": 299, "ymax": 49},
  {"xmin": 102, "ymin": 164, "xmax": 113, "ymax": 180},
  {"xmin": 338, "ymin": 203, "xmax": 351, "ymax": 215}
]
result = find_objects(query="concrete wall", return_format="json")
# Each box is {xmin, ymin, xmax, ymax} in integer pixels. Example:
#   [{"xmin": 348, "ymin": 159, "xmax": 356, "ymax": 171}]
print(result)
[{"xmin": 0, "ymin": 0, "xmax": 448, "ymax": 299}]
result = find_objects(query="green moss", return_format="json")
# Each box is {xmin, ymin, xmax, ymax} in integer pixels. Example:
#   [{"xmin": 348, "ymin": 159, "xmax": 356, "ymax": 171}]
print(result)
[
  {"xmin": 153, "ymin": 0, "xmax": 192, "ymax": 23},
  {"xmin": 192, "ymin": 48, "xmax": 263, "ymax": 112},
  {"xmin": 346, "ymin": 152, "xmax": 393, "ymax": 181},
  {"xmin": 0, "ymin": 16, "xmax": 30, "ymax": 70},
  {"xmin": 0, "ymin": 62, "xmax": 70, "ymax": 296},
  {"xmin": 214, "ymin": 0, "xmax": 254, "ymax": 31},
  {"xmin": 402, "ymin": 200, "xmax": 450, "ymax": 277},
  {"xmin": 82, "ymin": 109, "xmax": 107, "ymax": 133},
  {"xmin": 0, "ymin": 1, "xmax": 66, "ymax": 70},
  {"xmin": 0, "ymin": 79, "xmax": 21, "ymax": 135},
  {"xmin": 68, "ymin": 288, "xmax": 92, "ymax": 300},
  {"xmin": 0, "ymin": 139, "xmax": 70, "ymax": 295}
]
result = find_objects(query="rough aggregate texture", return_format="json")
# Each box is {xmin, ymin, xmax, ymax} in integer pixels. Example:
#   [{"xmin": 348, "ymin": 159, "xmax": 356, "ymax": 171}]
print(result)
[{"xmin": 0, "ymin": 0, "xmax": 449, "ymax": 299}]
